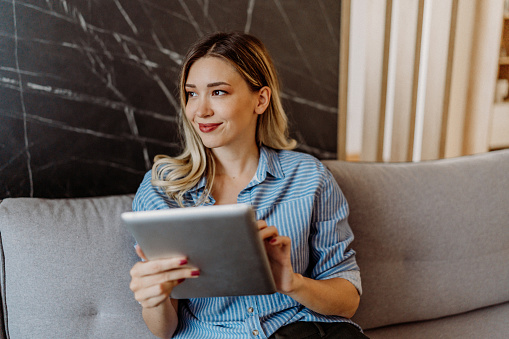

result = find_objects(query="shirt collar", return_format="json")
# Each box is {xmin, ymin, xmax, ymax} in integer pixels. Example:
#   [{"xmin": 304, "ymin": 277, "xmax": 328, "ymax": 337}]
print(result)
[
  {"xmin": 188, "ymin": 146, "xmax": 285, "ymax": 193},
  {"xmin": 256, "ymin": 145, "xmax": 285, "ymax": 181},
  {"xmin": 189, "ymin": 175, "xmax": 207, "ymax": 193}
]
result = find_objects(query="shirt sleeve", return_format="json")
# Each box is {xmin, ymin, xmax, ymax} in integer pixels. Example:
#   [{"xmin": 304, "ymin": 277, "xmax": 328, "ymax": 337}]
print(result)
[
  {"xmin": 132, "ymin": 171, "xmax": 151, "ymax": 212},
  {"xmin": 308, "ymin": 165, "xmax": 362, "ymax": 295},
  {"xmin": 132, "ymin": 170, "xmax": 174, "ymax": 212}
]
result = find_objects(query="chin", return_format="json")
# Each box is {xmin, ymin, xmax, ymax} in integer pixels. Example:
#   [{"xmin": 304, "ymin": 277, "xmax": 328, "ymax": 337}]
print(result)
[{"xmin": 199, "ymin": 139, "xmax": 224, "ymax": 149}]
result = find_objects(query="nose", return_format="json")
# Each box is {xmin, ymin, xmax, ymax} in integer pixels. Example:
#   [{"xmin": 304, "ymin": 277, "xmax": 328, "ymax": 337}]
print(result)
[{"xmin": 194, "ymin": 97, "xmax": 213, "ymax": 118}]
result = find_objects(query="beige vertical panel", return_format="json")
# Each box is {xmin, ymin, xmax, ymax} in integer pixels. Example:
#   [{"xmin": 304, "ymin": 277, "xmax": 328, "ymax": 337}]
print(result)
[
  {"xmin": 406, "ymin": 0, "xmax": 425, "ymax": 161},
  {"xmin": 346, "ymin": 0, "xmax": 368, "ymax": 160},
  {"xmin": 361, "ymin": 0, "xmax": 388, "ymax": 161},
  {"xmin": 376, "ymin": 0, "xmax": 393, "ymax": 162},
  {"xmin": 420, "ymin": 0, "xmax": 453, "ymax": 161},
  {"xmin": 463, "ymin": 0, "xmax": 504, "ymax": 155},
  {"xmin": 445, "ymin": 0, "xmax": 476, "ymax": 158},
  {"xmin": 388, "ymin": 0, "xmax": 420, "ymax": 162},
  {"xmin": 490, "ymin": 103, "xmax": 509, "ymax": 149},
  {"xmin": 439, "ymin": 0, "xmax": 459, "ymax": 158},
  {"xmin": 338, "ymin": 0, "xmax": 351, "ymax": 161}
]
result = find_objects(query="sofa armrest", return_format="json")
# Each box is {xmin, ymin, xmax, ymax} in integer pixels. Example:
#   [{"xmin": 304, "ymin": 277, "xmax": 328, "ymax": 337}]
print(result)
[{"xmin": 324, "ymin": 150, "xmax": 509, "ymax": 330}]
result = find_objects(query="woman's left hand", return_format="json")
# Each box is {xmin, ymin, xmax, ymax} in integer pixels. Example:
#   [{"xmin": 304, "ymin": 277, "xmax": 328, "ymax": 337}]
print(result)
[
  {"xmin": 257, "ymin": 220, "xmax": 360, "ymax": 318},
  {"xmin": 257, "ymin": 220, "xmax": 299, "ymax": 294}
]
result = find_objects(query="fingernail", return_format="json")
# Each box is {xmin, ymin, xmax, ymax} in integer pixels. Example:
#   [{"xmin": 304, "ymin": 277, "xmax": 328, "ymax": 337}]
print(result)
[
  {"xmin": 191, "ymin": 270, "xmax": 200, "ymax": 276},
  {"xmin": 177, "ymin": 278, "xmax": 185, "ymax": 283},
  {"xmin": 270, "ymin": 238, "xmax": 277, "ymax": 244},
  {"xmin": 179, "ymin": 259, "xmax": 188, "ymax": 265}
]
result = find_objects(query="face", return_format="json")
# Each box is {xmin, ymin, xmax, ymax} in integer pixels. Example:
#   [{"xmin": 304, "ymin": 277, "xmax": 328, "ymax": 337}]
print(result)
[{"xmin": 184, "ymin": 57, "xmax": 268, "ymax": 151}]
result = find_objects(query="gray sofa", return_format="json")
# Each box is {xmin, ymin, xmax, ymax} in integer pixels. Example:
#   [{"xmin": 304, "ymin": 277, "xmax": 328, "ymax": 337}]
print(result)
[{"xmin": 1, "ymin": 149, "xmax": 508, "ymax": 338}]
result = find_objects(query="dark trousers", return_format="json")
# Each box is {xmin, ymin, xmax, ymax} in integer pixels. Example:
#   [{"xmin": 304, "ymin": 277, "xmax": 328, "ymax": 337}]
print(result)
[{"xmin": 269, "ymin": 321, "xmax": 370, "ymax": 339}]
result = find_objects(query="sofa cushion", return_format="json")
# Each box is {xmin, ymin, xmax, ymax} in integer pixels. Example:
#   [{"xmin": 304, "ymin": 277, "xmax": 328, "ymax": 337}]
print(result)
[
  {"xmin": 323, "ymin": 150, "xmax": 509, "ymax": 330},
  {"xmin": 0, "ymin": 195, "xmax": 155, "ymax": 338},
  {"xmin": 364, "ymin": 301, "xmax": 509, "ymax": 339}
]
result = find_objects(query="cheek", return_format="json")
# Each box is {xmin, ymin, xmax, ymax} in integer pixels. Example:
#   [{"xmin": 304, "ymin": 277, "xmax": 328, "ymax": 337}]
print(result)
[{"xmin": 183, "ymin": 116, "xmax": 198, "ymax": 136}]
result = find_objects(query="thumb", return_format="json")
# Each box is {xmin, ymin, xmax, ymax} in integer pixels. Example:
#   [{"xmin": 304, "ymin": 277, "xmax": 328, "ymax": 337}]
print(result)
[
  {"xmin": 257, "ymin": 219, "xmax": 268, "ymax": 230},
  {"xmin": 135, "ymin": 244, "xmax": 148, "ymax": 261}
]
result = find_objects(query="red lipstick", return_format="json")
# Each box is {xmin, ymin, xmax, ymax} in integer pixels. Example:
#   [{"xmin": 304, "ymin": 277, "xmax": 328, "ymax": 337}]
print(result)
[{"xmin": 198, "ymin": 123, "xmax": 221, "ymax": 133}]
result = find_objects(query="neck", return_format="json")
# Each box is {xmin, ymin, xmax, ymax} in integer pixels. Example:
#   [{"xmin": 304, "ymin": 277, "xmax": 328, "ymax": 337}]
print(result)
[{"xmin": 212, "ymin": 143, "xmax": 260, "ymax": 179}]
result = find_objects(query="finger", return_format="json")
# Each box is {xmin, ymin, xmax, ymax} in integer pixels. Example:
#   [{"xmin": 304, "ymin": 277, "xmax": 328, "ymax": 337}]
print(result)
[
  {"xmin": 130, "ymin": 257, "xmax": 190, "ymax": 278},
  {"xmin": 257, "ymin": 220, "xmax": 268, "ymax": 230},
  {"xmin": 130, "ymin": 267, "xmax": 199, "ymax": 293},
  {"xmin": 139, "ymin": 293, "xmax": 169, "ymax": 308},
  {"xmin": 135, "ymin": 244, "xmax": 148, "ymax": 261},
  {"xmin": 259, "ymin": 225, "xmax": 279, "ymax": 241},
  {"xmin": 267, "ymin": 235, "xmax": 291, "ymax": 247},
  {"xmin": 134, "ymin": 280, "xmax": 174, "ymax": 300},
  {"xmin": 140, "ymin": 288, "xmax": 181, "ymax": 309},
  {"xmin": 135, "ymin": 281, "xmax": 177, "ymax": 307}
]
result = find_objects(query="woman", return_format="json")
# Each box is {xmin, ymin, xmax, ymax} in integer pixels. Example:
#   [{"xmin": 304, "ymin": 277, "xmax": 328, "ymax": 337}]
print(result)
[{"xmin": 129, "ymin": 32, "xmax": 367, "ymax": 339}]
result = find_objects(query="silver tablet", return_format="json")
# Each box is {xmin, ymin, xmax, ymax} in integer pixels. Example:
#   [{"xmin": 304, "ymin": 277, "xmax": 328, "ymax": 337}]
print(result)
[{"xmin": 121, "ymin": 204, "xmax": 276, "ymax": 299}]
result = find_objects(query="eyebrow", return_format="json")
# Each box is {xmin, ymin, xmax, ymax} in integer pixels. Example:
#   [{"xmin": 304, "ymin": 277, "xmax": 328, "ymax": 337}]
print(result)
[{"xmin": 185, "ymin": 82, "xmax": 231, "ymax": 88}]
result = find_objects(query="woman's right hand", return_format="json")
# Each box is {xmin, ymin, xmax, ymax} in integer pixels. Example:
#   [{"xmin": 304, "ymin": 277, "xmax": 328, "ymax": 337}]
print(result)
[{"xmin": 129, "ymin": 245, "xmax": 200, "ymax": 308}]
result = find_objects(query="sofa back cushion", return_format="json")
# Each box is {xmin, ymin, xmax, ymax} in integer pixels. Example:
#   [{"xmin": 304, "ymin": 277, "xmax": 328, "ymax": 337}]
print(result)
[
  {"xmin": 324, "ymin": 150, "xmax": 509, "ymax": 330},
  {"xmin": 0, "ymin": 195, "xmax": 155, "ymax": 338}
]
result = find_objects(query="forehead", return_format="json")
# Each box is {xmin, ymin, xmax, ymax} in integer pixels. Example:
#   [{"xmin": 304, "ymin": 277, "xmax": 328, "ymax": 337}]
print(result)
[{"xmin": 186, "ymin": 56, "xmax": 241, "ymax": 83}]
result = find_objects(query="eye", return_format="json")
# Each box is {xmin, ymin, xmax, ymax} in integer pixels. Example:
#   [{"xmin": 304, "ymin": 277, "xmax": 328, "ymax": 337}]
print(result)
[
  {"xmin": 186, "ymin": 91, "xmax": 197, "ymax": 98},
  {"xmin": 212, "ymin": 90, "xmax": 227, "ymax": 96}
]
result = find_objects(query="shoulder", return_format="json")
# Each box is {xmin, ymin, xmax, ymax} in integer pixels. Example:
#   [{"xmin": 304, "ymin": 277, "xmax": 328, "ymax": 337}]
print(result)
[
  {"xmin": 271, "ymin": 149, "xmax": 341, "ymax": 200},
  {"xmin": 132, "ymin": 170, "xmax": 178, "ymax": 211},
  {"xmin": 275, "ymin": 149, "xmax": 329, "ymax": 179}
]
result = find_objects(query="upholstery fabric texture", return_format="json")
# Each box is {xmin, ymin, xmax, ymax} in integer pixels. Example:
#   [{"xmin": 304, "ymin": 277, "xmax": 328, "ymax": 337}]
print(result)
[
  {"xmin": 365, "ymin": 301, "xmax": 509, "ymax": 339},
  {"xmin": 0, "ymin": 150, "xmax": 507, "ymax": 338},
  {"xmin": 0, "ymin": 195, "xmax": 155, "ymax": 338},
  {"xmin": 323, "ymin": 149, "xmax": 509, "ymax": 330}
]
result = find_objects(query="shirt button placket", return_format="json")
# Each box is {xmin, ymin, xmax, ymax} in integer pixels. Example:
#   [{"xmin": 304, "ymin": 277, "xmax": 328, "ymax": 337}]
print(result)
[
  {"xmin": 237, "ymin": 190, "xmax": 248, "ymax": 204},
  {"xmin": 244, "ymin": 297, "xmax": 265, "ymax": 338}
]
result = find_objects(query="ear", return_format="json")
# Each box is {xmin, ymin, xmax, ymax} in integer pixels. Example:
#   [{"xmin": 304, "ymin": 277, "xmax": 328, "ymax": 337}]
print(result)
[{"xmin": 254, "ymin": 86, "xmax": 271, "ymax": 115}]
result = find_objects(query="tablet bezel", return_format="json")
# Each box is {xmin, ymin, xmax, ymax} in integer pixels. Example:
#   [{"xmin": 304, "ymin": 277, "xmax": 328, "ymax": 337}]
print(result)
[{"xmin": 121, "ymin": 203, "xmax": 276, "ymax": 299}]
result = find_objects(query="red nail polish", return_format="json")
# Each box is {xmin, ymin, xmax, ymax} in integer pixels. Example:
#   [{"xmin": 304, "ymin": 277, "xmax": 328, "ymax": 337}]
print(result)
[
  {"xmin": 179, "ymin": 259, "xmax": 188, "ymax": 265},
  {"xmin": 270, "ymin": 238, "xmax": 277, "ymax": 244},
  {"xmin": 191, "ymin": 270, "xmax": 200, "ymax": 276},
  {"xmin": 177, "ymin": 278, "xmax": 185, "ymax": 283}
]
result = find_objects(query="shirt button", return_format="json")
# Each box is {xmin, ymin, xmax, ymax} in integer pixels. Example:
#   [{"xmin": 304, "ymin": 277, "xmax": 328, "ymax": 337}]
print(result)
[
  {"xmin": 248, "ymin": 307, "xmax": 254, "ymax": 313},
  {"xmin": 252, "ymin": 329, "xmax": 259, "ymax": 336}
]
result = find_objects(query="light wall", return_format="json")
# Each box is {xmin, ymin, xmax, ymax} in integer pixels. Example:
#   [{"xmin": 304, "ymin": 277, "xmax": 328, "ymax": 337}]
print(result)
[{"xmin": 344, "ymin": 0, "xmax": 504, "ymax": 162}]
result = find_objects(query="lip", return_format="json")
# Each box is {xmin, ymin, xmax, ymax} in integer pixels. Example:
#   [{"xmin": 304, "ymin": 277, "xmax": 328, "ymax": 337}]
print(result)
[{"xmin": 198, "ymin": 123, "xmax": 222, "ymax": 133}]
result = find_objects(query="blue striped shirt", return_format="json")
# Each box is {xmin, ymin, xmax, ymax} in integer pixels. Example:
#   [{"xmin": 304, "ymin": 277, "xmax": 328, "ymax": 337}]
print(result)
[{"xmin": 132, "ymin": 146, "xmax": 362, "ymax": 338}]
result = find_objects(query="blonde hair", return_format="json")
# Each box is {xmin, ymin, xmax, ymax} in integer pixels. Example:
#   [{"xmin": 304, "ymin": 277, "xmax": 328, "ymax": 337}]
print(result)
[{"xmin": 152, "ymin": 32, "xmax": 296, "ymax": 206}]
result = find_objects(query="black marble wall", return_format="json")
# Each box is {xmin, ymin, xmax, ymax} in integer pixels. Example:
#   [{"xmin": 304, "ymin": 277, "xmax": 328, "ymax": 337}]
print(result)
[{"xmin": 0, "ymin": 0, "xmax": 341, "ymax": 198}]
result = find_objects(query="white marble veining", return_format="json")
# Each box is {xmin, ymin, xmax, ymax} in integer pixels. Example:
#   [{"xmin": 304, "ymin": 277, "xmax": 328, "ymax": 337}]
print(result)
[
  {"xmin": 0, "ymin": 0, "xmax": 341, "ymax": 198},
  {"xmin": 11, "ymin": 0, "xmax": 34, "ymax": 197}
]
